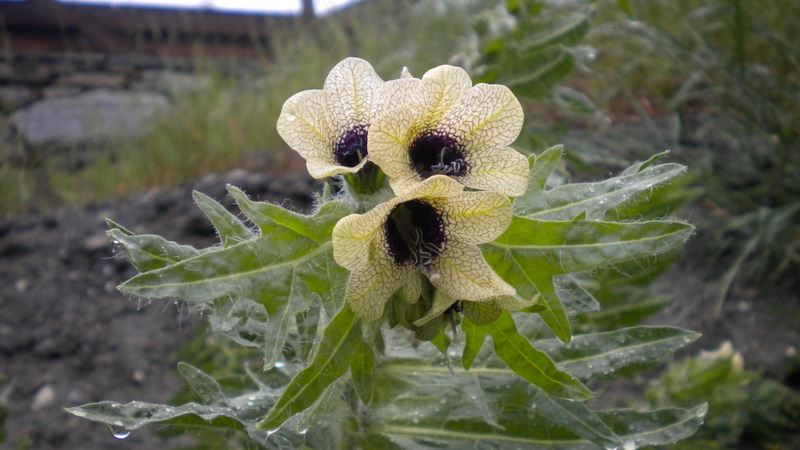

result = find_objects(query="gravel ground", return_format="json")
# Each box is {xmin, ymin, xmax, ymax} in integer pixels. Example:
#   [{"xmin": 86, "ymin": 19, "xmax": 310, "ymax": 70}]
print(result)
[{"xmin": 0, "ymin": 167, "xmax": 318, "ymax": 449}]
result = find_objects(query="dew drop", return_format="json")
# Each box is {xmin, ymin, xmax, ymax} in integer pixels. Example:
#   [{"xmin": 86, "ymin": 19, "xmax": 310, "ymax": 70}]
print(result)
[
  {"xmin": 274, "ymin": 360, "xmax": 286, "ymax": 369},
  {"xmin": 107, "ymin": 424, "xmax": 131, "ymax": 440},
  {"xmin": 622, "ymin": 440, "xmax": 637, "ymax": 450}
]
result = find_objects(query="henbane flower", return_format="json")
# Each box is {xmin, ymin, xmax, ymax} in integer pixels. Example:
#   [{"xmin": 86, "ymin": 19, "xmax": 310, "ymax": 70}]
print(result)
[
  {"xmin": 332, "ymin": 175, "xmax": 515, "ymax": 320},
  {"xmin": 368, "ymin": 64, "xmax": 529, "ymax": 196},
  {"xmin": 276, "ymin": 57, "xmax": 384, "ymax": 179}
]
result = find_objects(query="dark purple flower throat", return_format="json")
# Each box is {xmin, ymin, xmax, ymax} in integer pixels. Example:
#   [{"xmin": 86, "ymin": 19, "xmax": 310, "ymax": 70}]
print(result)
[
  {"xmin": 384, "ymin": 199, "xmax": 445, "ymax": 268},
  {"xmin": 409, "ymin": 131, "xmax": 468, "ymax": 179},
  {"xmin": 334, "ymin": 125, "xmax": 368, "ymax": 167}
]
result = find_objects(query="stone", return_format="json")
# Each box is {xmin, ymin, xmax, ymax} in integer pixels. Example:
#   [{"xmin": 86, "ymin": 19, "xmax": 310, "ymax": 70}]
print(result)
[
  {"xmin": 0, "ymin": 85, "xmax": 37, "ymax": 112},
  {"xmin": 41, "ymin": 86, "xmax": 83, "ymax": 98},
  {"xmin": 31, "ymin": 385, "xmax": 56, "ymax": 410},
  {"xmin": 10, "ymin": 89, "xmax": 170, "ymax": 146},
  {"xmin": 57, "ymin": 72, "xmax": 127, "ymax": 89},
  {"xmin": 0, "ymin": 61, "xmax": 54, "ymax": 84}
]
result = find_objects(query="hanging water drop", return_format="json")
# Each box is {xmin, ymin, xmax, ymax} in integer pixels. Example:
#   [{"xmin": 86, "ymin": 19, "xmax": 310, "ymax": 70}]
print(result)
[{"xmin": 107, "ymin": 424, "xmax": 131, "ymax": 440}]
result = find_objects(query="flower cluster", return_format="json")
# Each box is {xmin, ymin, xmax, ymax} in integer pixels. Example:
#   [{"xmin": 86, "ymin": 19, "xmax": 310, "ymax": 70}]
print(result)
[{"xmin": 277, "ymin": 57, "xmax": 532, "ymax": 325}]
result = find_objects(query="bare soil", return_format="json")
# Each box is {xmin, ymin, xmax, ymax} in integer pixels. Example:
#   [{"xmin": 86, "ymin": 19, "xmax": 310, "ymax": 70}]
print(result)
[{"xmin": 0, "ymin": 167, "xmax": 319, "ymax": 449}]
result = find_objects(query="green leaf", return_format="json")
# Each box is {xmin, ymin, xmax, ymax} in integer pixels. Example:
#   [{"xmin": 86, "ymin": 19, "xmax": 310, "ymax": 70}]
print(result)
[
  {"xmin": 536, "ymin": 326, "xmax": 701, "ymax": 381},
  {"xmin": 484, "ymin": 217, "xmax": 692, "ymax": 341},
  {"xmin": 461, "ymin": 319, "xmax": 488, "ymax": 370},
  {"xmin": 497, "ymin": 45, "xmax": 575, "ymax": 99},
  {"xmin": 528, "ymin": 145, "xmax": 564, "ymax": 193},
  {"xmin": 119, "ymin": 233, "xmax": 333, "ymax": 301},
  {"xmin": 370, "ymin": 324, "xmax": 705, "ymax": 447},
  {"xmin": 177, "ymin": 362, "xmax": 225, "ymax": 403},
  {"xmin": 377, "ymin": 404, "xmax": 707, "ymax": 448},
  {"xmin": 616, "ymin": 0, "xmax": 636, "ymax": 19},
  {"xmin": 108, "ymin": 228, "xmax": 200, "ymax": 273},
  {"xmin": 600, "ymin": 404, "xmax": 708, "ymax": 447},
  {"xmin": 65, "ymin": 384, "xmax": 281, "ymax": 443},
  {"xmin": 118, "ymin": 192, "xmax": 349, "ymax": 305},
  {"xmin": 514, "ymin": 161, "xmax": 687, "ymax": 220},
  {"xmin": 228, "ymin": 185, "xmax": 348, "ymax": 244},
  {"xmin": 260, "ymin": 286, "xmax": 312, "ymax": 370},
  {"xmin": 105, "ymin": 218, "xmax": 134, "ymax": 236},
  {"xmin": 530, "ymin": 390, "xmax": 620, "ymax": 448},
  {"xmin": 517, "ymin": 13, "xmax": 590, "ymax": 53},
  {"xmin": 259, "ymin": 306, "xmax": 362, "ymax": 431},
  {"xmin": 192, "ymin": 190, "xmax": 254, "ymax": 247},
  {"xmin": 486, "ymin": 311, "xmax": 591, "ymax": 400},
  {"xmin": 554, "ymin": 275, "xmax": 599, "ymax": 314},
  {"xmin": 621, "ymin": 151, "xmax": 670, "ymax": 175},
  {"xmin": 350, "ymin": 338, "xmax": 376, "ymax": 405},
  {"xmin": 575, "ymin": 292, "xmax": 673, "ymax": 331},
  {"xmin": 529, "ymin": 274, "xmax": 572, "ymax": 342}
]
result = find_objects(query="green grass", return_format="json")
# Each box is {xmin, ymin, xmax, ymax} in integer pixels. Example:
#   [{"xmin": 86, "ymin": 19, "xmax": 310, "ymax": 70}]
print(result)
[{"xmin": 0, "ymin": 0, "xmax": 476, "ymax": 215}]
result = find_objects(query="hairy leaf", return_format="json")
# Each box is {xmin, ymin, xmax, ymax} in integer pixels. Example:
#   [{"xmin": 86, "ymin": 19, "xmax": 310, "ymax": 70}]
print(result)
[
  {"xmin": 537, "ymin": 326, "xmax": 700, "ymax": 381},
  {"xmin": 484, "ymin": 218, "xmax": 693, "ymax": 341},
  {"xmin": 514, "ymin": 158, "xmax": 687, "ymax": 220},
  {"xmin": 259, "ymin": 306, "xmax": 362, "ymax": 431},
  {"xmin": 484, "ymin": 312, "xmax": 591, "ymax": 400},
  {"xmin": 107, "ymin": 228, "xmax": 200, "ymax": 273},
  {"xmin": 377, "ymin": 404, "xmax": 707, "ymax": 448},
  {"xmin": 192, "ymin": 190, "xmax": 254, "ymax": 247},
  {"xmin": 178, "ymin": 362, "xmax": 225, "ymax": 403}
]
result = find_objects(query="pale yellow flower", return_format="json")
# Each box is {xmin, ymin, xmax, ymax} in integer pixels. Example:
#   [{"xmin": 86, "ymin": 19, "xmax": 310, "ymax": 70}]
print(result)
[
  {"xmin": 369, "ymin": 65, "xmax": 529, "ymax": 196},
  {"xmin": 332, "ymin": 175, "xmax": 515, "ymax": 320},
  {"xmin": 276, "ymin": 57, "xmax": 384, "ymax": 178}
]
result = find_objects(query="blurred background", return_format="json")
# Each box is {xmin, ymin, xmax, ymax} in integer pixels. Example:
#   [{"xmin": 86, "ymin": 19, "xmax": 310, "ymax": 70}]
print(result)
[{"xmin": 0, "ymin": 0, "xmax": 798, "ymax": 448}]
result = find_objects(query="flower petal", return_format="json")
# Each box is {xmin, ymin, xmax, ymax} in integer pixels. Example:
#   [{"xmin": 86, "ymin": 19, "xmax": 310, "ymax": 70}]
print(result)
[
  {"xmin": 277, "ymin": 90, "xmax": 335, "ymax": 174},
  {"xmin": 462, "ymin": 146, "xmax": 530, "ymax": 196},
  {"xmin": 323, "ymin": 57, "xmax": 384, "ymax": 134},
  {"xmin": 332, "ymin": 201, "xmax": 394, "ymax": 270},
  {"xmin": 345, "ymin": 241, "xmax": 412, "ymax": 320},
  {"xmin": 306, "ymin": 157, "xmax": 367, "ymax": 179},
  {"xmin": 417, "ymin": 65, "xmax": 472, "ymax": 127},
  {"xmin": 368, "ymin": 105, "xmax": 420, "ymax": 187},
  {"xmin": 429, "ymin": 238, "xmax": 515, "ymax": 301},
  {"xmin": 495, "ymin": 295, "xmax": 539, "ymax": 310},
  {"xmin": 382, "ymin": 78, "xmax": 422, "ymax": 111},
  {"xmin": 438, "ymin": 191, "xmax": 511, "ymax": 244},
  {"xmin": 402, "ymin": 271, "xmax": 422, "ymax": 304},
  {"xmin": 442, "ymin": 83, "xmax": 524, "ymax": 151},
  {"xmin": 401, "ymin": 174, "xmax": 465, "ymax": 200}
]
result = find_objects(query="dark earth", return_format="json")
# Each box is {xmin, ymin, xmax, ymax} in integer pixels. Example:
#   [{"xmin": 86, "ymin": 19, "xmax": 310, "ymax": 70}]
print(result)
[{"xmin": 1, "ymin": 162, "xmax": 798, "ymax": 449}]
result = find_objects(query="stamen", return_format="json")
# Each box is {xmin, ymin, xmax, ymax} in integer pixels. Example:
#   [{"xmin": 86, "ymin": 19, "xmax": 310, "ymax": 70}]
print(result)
[
  {"xmin": 385, "ymin": 200, "xmax": 446, "ymax": 268},
  {"xmin": 408, "ymin": 131, "xmax": 469, "ymax": 179}
]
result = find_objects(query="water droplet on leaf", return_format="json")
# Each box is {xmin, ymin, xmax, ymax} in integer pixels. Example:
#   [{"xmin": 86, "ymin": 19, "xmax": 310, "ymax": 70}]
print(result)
[{"xmin": 107, "ymin": 424, "xmax": 131, "ymax": 440}]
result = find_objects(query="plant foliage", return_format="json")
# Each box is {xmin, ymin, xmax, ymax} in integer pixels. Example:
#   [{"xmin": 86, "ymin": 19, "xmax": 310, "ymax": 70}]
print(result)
[{"xmin": 67, "ymin": 147, "xmax": 704, "ymax": 448}]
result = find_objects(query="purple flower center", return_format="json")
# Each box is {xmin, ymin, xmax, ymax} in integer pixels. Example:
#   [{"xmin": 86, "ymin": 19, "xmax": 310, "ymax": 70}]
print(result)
[
  {"xmin": 334, "ymin": 125, "xmax": 368, "ymax": 167},
  {"xmin": 384, "ymin": 199, "xmax": 445, "ymax": 268},
  {"xmin": 408, "ymin": 131, "xmax": 468, "ymax": 179}
]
